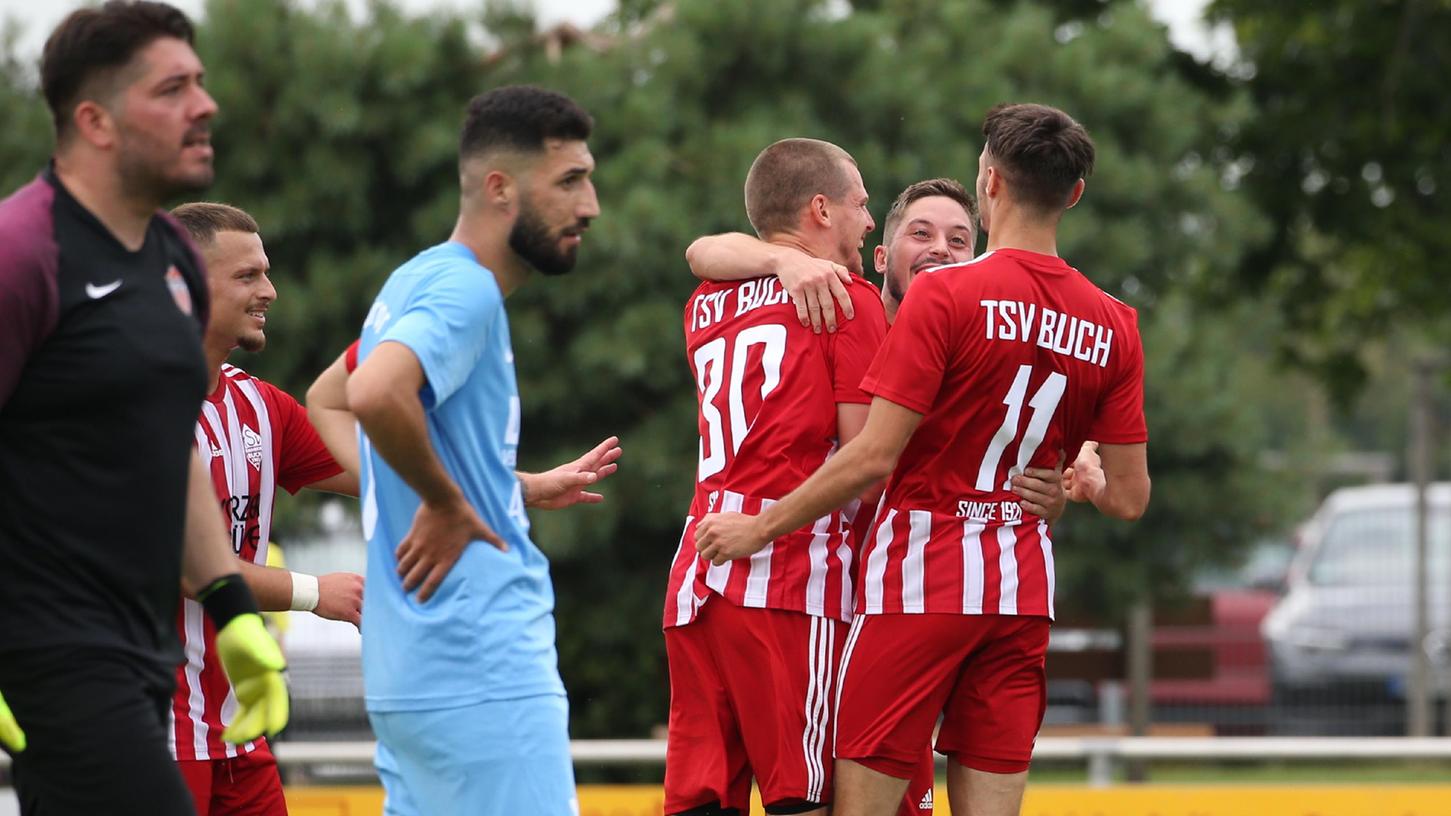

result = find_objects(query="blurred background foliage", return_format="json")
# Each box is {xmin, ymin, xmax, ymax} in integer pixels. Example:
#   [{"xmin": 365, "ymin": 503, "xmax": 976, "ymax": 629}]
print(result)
[{"xmin": 1, "ymin": 0, "xmax": 1447, "ymax": 738}]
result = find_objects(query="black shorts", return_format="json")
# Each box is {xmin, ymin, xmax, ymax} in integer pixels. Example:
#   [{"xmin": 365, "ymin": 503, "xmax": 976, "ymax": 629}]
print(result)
[{"xmin": 0, "ymin": 646, "xmax": 194, "ymax": 816}]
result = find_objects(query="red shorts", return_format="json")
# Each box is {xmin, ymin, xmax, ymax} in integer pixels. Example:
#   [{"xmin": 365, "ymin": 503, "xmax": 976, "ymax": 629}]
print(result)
[
  {"xmin": 901, "ymin": 746, "xmax": 937, "ymax": 814},
  {"xmin": 835, "ymin": 614, "xmax": 1050, "ymax": 776},
  {"xmin": 664, "ymin": 599, "xmax": 844, "ymax": 813},
  {"xmin": 176, "ymin": 739, "xmax": 287, "ymax": 816}
]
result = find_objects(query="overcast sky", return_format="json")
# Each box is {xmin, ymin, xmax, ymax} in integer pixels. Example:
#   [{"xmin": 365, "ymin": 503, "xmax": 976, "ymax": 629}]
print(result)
[{"xmin": 0, "ymin": 0, "xmax": 1231, "ymax": 63}]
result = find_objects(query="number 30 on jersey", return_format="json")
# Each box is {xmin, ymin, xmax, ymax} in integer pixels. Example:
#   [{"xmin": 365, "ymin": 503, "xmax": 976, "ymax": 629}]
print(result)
[{"xmin": 693, "ymin": 324, "xmax": 787, "ymax": 482}]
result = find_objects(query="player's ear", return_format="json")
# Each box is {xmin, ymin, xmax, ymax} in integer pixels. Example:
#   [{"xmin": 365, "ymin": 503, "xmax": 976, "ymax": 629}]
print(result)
[
  {"xmin": 984, "ymin": 166, "xmax": 1002, "ymax": 200},
  {"xmin": 808, "ymin": 194, "xmax": 831, "ymax": 228},
  {"xmin": 873, "ymin": 244, "xmax": 887, "ymax": 274},
  {"xmin": 71, "ymin": 100, "xmax": 117, "ymax": 150},
  {"xmin": 482, "ymin": 169, "xmax": 516, "ymax": 211},
  {"xmin": 1064, "ymin": 178, "xmax": 1086, "ymax": 210}
]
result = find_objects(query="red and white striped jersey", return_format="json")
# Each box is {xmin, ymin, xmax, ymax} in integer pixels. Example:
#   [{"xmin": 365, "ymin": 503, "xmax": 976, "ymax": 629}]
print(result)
[
  {"xmin": 665, "ymin": 274, "xmax": 888, "ymax": 627},
  {"xmin": 858, "ymin": 249, "xmax": 1147, "ymax": 619},
  {"xmin": 170, "ymin": 363, "xmax": 341, "ymax": 761}
]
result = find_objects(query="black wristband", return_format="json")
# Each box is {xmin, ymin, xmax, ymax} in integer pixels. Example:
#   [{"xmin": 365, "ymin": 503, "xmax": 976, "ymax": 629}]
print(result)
[{"xmin": 197, "ymin": 573, "xmax": 260, "ymax": 629}]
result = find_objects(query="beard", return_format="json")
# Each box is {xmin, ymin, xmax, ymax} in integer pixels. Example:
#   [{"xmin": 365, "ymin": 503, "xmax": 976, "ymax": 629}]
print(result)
[
  {"xmin": 509, "ymin": 205, "xmax": 583, "ymax": 277},
  {"xmin": 116, "ymin": 129, "xmax": 213, "ymax": 205},
  {"xmin": 885, "ymin": 267, "xmax": 907, "ymax": 306},
  {"xmin": 237, "ymin": 330, "xmax": 266, "ymax": 353}
]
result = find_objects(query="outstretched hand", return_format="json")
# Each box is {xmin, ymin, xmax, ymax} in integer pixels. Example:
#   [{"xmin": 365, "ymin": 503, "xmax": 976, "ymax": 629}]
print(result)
[{"xmin": 523, "ymin": 436, "xmax": 623, "ymax": 510}]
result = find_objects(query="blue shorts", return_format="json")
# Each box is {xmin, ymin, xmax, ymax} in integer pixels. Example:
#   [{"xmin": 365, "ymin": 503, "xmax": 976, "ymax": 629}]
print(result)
[{"xmin": 370, "ymin": 694, "xmax": 576, "ymax": 816}]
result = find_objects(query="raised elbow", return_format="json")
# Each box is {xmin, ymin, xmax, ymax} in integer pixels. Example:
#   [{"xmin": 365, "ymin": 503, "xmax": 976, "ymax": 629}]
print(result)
[{"xmin": 684, "ymin": 237, "xmax": 714, "ymax": 281}]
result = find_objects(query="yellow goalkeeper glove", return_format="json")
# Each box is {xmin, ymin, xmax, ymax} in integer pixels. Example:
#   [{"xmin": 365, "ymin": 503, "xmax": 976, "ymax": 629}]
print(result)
[
  {"xmin": 199, "ymin": 573, "xmax": 289, "ymax": 743},
  {"xmin": 215, "ymin": 612, "xmax": 289, "ymax": 744},
  {"xmin": 0, "ymin": 689, "xmax": 25, "ymax": 753}
]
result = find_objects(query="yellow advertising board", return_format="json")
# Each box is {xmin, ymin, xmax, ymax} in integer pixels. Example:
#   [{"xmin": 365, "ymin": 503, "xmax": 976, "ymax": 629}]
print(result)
[{"xmin": 286, "ymin": 783, "xmax": 1451, "ymax": 816}]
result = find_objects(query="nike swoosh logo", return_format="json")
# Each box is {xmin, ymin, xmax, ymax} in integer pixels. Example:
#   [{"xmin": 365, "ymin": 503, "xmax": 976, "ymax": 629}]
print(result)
[{"xmin": 86, "ymin": 280, "xmax": 122, "ymax": 299}]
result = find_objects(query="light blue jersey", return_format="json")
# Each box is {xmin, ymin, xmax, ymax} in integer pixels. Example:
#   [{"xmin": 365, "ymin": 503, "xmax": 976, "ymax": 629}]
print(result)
[{"xmin": 356, "ymin": 241, "xmax": 564, "ymax": 712}]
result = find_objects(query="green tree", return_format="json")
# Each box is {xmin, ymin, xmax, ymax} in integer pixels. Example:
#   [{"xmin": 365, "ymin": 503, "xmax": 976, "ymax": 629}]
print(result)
[
  {"xmin": 491, "ymin": 0, "xmax": 1280, "ymax": 734},
  {"xmin": 0, "ymin": 0, "xmax": 1297, "ymax": 740},
  {"xmin": 0, "ymin": 24, "xmax": 52, "ymax": 195},
  {"xmin": 1208, "ymin": 0, "xmax": 1451, "ymax": 398}
]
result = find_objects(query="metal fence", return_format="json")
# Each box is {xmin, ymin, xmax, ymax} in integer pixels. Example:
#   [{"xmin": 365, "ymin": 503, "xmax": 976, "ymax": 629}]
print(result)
[
  {"xmin": 1045, "ymin": 485, "xmax": 1451, "ymax": 741},
  {"xmin": 250, "ymin": 483, "xmax": 1451, "ymax": 753},
  {"xmin": 9, "ymin": 736, "xmax": 1451, "ymax": 789}
]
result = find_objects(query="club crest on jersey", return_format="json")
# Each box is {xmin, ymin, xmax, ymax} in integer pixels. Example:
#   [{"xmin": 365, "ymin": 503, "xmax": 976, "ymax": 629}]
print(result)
[
  {"xmin": 165, "ymin": 265, "xmax": 192, "ymax": 315},
  {"xmin": 242, "ymin": 425, "xmax": 263, "ymax": 469}
]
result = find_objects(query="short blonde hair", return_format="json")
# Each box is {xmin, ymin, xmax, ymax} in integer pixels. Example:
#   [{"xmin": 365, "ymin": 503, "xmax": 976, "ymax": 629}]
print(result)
[{"xmin": 744, "ymin": 138, "xmax": 857, "ymax": 237}]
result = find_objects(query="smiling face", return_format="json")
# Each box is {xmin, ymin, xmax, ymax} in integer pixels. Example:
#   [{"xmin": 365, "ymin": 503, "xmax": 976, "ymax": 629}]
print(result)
[
  {"xmin": 105, "ymin": 37, "xmax": 217, "ymax": 201},
  {"xmin": 201, "ymin": 230, "xmax": 274, "ymax": 354},
  {"xmin": 874, "ymin": 195, "xmax": 976, "ymax": 323},
  {"xmin": 508, "ymin": 138, "xmax": 600, "ymax": 277}
]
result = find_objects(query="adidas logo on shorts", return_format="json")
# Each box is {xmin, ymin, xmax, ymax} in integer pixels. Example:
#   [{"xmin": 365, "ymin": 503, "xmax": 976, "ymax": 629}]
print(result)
[{"xmin": 919, "ymin": 789, "xmax": 934, "ymax": 810}]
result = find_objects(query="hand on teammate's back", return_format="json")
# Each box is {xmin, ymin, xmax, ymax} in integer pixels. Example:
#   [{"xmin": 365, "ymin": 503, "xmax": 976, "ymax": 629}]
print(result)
[
  {"xmin": 314, "ymin": 572, "xmax": 365, "ymax": 628},
  {"xmin": 1063, "ymin": 441, "xmax": 1106, "ymax": 504},
  {"xmin": 1011, "ymin": 458, "xmax": 1069, "ymax": 522},
  {"xmin": 0, "ymin": 689, "xmax": 26, "ymax": 752},
  {"xmin": 396, "ymin": 497, "xmax": 506, "ymax": 602},
  {"xmin": 523, "ymin": 435, "xmax": 623, "ymax": 510},
  {"xmin": 694, "ymin": 511, "xmax": 770, "ymax": 566},
  {"xmin": 775, "ymin": 250, "xmax": 854, "ymax": 334}
]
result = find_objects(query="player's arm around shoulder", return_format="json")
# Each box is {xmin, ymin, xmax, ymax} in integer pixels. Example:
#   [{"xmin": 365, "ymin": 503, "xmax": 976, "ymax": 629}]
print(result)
[{"xmin": 685, "ymin": 232, "xmax": 855, "ymax": 333}]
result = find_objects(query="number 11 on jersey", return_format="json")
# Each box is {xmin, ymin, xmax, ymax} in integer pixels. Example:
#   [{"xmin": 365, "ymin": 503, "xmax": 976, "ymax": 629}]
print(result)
[{"xmin": 976, "ymin": 364, "xmax": 1067, "ymax": 492}]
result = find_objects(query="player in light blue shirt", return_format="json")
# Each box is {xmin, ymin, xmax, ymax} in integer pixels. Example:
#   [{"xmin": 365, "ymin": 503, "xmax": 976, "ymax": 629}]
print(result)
[{"xmin": 348, "ymin": 86, "xmax": 613, "ymax": 816}]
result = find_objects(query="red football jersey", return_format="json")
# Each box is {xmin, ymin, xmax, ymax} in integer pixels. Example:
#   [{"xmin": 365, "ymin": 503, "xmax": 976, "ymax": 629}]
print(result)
[
  {"xmin": 171, "ymin": 364, "xmax": 342, "ymax": 761},
  {"xmin": 665, "ymin": 274, "xmax": 888, "ymax": 627},
  {"xmin": 858, "ymin": 249, "xmax": 1147, "ymax": 619}
]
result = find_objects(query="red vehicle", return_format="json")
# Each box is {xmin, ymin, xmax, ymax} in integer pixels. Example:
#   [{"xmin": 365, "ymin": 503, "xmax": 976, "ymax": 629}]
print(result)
[{"xmin": 1044, "ymin": 541, "xmax": 1290, "ymax": 735}]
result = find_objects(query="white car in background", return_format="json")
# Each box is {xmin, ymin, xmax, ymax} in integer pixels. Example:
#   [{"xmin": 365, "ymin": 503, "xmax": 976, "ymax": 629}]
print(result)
[{"xmin": 1262, "ymin": 483, "xmax": 1451, "ymax": 734}]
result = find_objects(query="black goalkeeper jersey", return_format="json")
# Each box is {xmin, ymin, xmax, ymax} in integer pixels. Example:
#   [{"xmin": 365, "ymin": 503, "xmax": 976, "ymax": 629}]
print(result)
[{"xmin": 0, "ymin": 166, "xmax": 210, "ymax": 678}]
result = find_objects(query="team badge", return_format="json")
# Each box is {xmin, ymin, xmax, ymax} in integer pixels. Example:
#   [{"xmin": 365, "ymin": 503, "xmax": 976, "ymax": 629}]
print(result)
[
  {"xmin": 242, "ymin": 425, "xmax": 263, "ymax": 469},
  {"xmin": 165, "ymin": 265, "xmax": 193, "ymax": 315}
]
